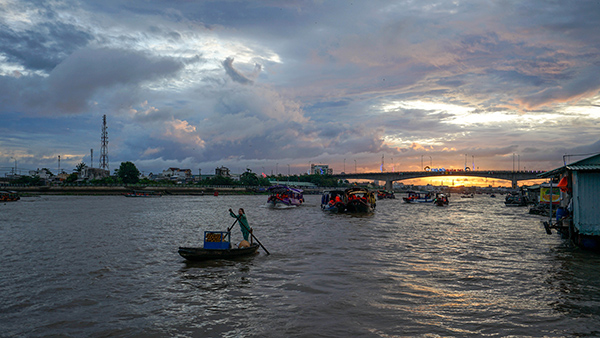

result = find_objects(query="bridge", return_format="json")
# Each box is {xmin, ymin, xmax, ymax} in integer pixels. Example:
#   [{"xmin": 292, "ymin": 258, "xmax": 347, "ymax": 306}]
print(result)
[{"xmin": 332, "ymin": 170, "xmax": 545, "ymax": 190}]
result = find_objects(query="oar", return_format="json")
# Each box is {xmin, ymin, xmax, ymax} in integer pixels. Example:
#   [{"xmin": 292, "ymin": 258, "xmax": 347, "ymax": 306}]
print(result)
[
  {"xmin": 227, "ymin": 217, "xmax": 239, "ymax": 232},
  {"xmin": 230, "ymin": 210, "xmax": 271, "ymax": 255}
]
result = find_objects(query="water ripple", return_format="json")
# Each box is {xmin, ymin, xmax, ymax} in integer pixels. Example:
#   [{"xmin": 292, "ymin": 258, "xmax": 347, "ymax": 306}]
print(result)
[{"xmin": 1, "ymin": 194, "xmax": 598, "ymax": 337}]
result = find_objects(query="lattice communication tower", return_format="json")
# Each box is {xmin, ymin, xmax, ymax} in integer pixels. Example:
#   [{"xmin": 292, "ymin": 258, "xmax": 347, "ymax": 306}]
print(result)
[{"xmin": 99, "ymin": 115, "xmax": 109, "ymax": 171}]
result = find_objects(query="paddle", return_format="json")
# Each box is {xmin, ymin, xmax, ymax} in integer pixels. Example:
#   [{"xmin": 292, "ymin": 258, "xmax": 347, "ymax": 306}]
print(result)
[
  {"xmin": 227, "ymin": 217, "xmax": 239, "ymax": 232},
  {"xmin": 229, "ymin": 209, "xmax": 271, "ymax": 255}
]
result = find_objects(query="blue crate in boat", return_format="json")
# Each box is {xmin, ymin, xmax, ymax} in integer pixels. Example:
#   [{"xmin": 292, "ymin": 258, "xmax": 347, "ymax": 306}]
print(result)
[{"xmin": 203, "ymin": 231, "xmax": 231, "ymax": 249}]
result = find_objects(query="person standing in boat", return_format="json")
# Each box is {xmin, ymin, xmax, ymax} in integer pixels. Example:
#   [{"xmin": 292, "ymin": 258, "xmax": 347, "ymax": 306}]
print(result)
[{"xmin": 229, "ymin": 208, "xmax": 252, "ymax": 243}]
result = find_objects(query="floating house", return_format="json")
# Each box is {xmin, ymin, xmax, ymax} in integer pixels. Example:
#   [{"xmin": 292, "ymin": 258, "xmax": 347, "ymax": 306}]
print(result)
[{"xmin": 539, "ymin": 153, "xmax": 600, "ymax": 249}]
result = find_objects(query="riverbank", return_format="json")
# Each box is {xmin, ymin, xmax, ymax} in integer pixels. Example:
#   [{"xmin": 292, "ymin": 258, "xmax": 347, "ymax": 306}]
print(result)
[{"xmin": 5, "ymin": 185, "xmax": 263, "ymax": 196}]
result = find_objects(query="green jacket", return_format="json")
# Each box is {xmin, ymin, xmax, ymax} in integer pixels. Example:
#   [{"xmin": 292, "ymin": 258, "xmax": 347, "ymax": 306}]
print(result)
[{"xmin": 230, "ymin": 211, "xmax": 250, "ymax": 240}]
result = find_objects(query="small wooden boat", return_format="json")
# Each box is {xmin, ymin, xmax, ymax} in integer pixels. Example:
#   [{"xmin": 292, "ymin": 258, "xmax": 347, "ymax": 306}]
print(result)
[
  {"xmin": 178, "ymin": 244, "xmax": 259, "ymax": 261},
  {"xmin": 178, "ymin": 230, "xmax": 259, "ymax": 261}
]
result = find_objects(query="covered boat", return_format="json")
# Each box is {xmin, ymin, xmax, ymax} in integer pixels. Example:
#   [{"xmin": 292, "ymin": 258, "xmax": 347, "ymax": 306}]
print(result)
[
  {"xmin": 344, "ymin": 188, "xmax": 376, "ymax": 213},
  {"xmin": 321, "ymin": 190, "xmax": 347, "ymax": 212},
  {"xmin": 403, "ymin": 191, "xmax": 435, "ymax": 203},
  {"xmin": 0, "ymin": 191, "xmax": 20, "ymax": 202},
  {"xmin": 433, "ymin": 193, "xmax": 449, "ymax": 206},
  {"xmin": 377, "ymin": 190, "xmax": 396, "ymax": 199},
  {"xmin": 124, "ymin": 190, "xmax": 161, "ymax": 197},
  {"xmin": 267, "ymin": 185, "xmax": 304, "ymax": 207},
  {"xmin": 504, "ymin": 192, "xmax": 528, "ymax": 207},
  {"xmin": 178, "ymin": 231, "xmax": 259, "ymax": 261}
]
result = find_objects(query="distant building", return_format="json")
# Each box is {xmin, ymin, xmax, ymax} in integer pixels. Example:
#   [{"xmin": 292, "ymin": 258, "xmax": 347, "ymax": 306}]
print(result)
[
  {"xmin": 215, "ymin": 166, "xmax": 231, "ymax": 177},
  {"xmin": 311, "ymin": 164, "xmax": 333, "ymax": 175},
  {"xmin": 79, "ymin": 167, "xmax": 110, "ymax": 180},
  {"xmin": 55, "ymin": 172, "xmax": 70, "ymax": 182},
  {"xmin": 29, "ymin": 168, "xmax": 53, "ymax": 181},
  {"xmin": 162, "ymin": 167, "xmax": 192, "ymax": 182}
]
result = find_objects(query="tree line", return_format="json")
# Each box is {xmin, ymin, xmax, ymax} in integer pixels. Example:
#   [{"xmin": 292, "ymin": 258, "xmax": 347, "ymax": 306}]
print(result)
[{"xmin": 12, "ymin": 161, "xmax": 346, "ymax": 188}]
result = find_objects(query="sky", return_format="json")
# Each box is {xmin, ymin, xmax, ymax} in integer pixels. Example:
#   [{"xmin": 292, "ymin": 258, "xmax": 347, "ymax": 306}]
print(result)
[{"xmin": 1, "ymin": 0, "xmax": 600, "ymax": 180}]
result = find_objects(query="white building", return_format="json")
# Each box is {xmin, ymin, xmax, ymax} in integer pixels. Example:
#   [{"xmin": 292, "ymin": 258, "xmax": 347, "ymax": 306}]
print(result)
[
  {"xmin": 29, "ymin": 168, "xmax": 53, "ymax": 180},
  {"xmin": 79, "ymin": 167, "xmax": 110, "ymax": 180},
  {"xmin": 162, "ymin": 167, "xmax": 192, "ymax": 181},
  {"xmin": 311, "ymin": 164, "xmax": 333, "ymax": 175},
  {"xmin": 215, "ymin": 166, "xmax": 231, "ymax": 177}
]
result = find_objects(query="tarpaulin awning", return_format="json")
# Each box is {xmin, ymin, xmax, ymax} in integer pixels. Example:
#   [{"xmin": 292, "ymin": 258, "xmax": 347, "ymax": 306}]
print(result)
[{"xmin": 557, "ymin": 176, "xmax": 569, "ymax": 192}]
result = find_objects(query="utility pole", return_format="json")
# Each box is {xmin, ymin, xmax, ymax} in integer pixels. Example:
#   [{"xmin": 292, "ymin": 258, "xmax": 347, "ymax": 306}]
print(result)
[
  {"xmin": 513, "ymin": 153, "xmax": 515, "ymax": 172},
  {"xmin": 90, "ymin": 149, "xmax": 93, "ymax": 168}
]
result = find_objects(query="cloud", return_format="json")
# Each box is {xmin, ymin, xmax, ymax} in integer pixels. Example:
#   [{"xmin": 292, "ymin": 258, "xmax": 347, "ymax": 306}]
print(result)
[
  {"xmin": 2, "ymin": 0, "xmax": 600, "ymax": 175},
  {"xmin": 0, "ymin": 47, "xmax": 185, "ymax": 115},
  {"xmin": 222, "ymin": 57, "xmax": 261, "ymax": 85},
  {"xmin": 515, "ymin": 65, "xmax": 600, "ymax": 109},
  {"xmin": 0, "ymin": 2, "xmax": 93, "ymax": 73}
]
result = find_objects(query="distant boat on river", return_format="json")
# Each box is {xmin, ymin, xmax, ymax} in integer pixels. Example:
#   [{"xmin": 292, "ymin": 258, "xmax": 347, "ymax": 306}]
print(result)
[
  {"xmin": 1, "ymin": 191, "xmax": 20, "ymax": 202},
  {"xmin": 124, "ymin": 190, "xmax": 161, "ymax": 197},
  {"xmin": 267, "ymin": 185, "xmax": 304, "ymax": 207},
  {"xmin": 403, "ymin": 191, "xmax": 434, "ymax": 203},
  {"xmin": 321, "ymin": 188, "xmax": 376, "ymax": 213}
]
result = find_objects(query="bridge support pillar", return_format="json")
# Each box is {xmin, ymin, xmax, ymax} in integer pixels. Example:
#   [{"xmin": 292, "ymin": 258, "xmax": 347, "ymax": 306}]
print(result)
[
  {"xmin": 512, "ymin": 178, "xmax": 518, "ymax": 189},
  {"xmin": 385, "ymin": 180, "xmax": 393, "ymax": 191}
]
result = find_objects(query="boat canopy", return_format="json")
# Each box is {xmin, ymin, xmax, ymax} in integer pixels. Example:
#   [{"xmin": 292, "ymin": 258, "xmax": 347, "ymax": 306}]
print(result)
[
  {"xmin": 345, "ymin": 188, "xmax": 368, "ymax": 195},
  {"xmin": 267, "ymin": 185, "xmax": 303, "ymax": 194}
]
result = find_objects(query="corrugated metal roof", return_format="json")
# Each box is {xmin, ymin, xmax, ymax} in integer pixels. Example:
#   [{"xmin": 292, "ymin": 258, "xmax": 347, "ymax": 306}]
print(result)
[
  {"xmin": 567, "ymin": 164, "xmax": 600, "ymax": 171},
  {"xmin": 538, "ymin": 153, "xmax": 600, "ymax": 178},
  {"xmin": 538, "ymin": 166, "xmax": 565, "ymax": 178}
]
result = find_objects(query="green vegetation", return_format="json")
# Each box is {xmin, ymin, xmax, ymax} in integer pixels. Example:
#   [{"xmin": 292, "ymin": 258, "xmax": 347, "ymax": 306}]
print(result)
[
  {"xmin": 14, "ymin": 175, "xmax": 44, "ymax": 186},
  {"xmin": 6, "ymin": 161, "xmax": 351, "ymax": 188},
  {"xmin": 116, "ymin": 161, "xmax": 141, "ymax": 185}
]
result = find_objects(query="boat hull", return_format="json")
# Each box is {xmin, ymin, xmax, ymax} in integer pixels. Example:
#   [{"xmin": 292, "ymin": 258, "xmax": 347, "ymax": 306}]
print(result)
[
  {"xmin": 178, "ymin": 244, "xmax": 259, "ymax": 261},
  {"xmin": 321, "ymin": 202, "xmax": 346, "ymax": 213},
  {"xmin": 403, "ymin": 197, "xmax": 434, "ymax": 203},
  {"xmin": 267, "ymin": 198, "xmax": 302, "ymax": 207},
  {"xmin": 345, "ymin": 200, "xmax": 374, "ymax": 213}
]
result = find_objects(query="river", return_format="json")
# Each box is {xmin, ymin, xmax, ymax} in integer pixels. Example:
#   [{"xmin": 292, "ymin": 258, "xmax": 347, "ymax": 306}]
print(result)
[{"xmin": 1, "ymin": 194, "xmax": 600, "ymax": 337}]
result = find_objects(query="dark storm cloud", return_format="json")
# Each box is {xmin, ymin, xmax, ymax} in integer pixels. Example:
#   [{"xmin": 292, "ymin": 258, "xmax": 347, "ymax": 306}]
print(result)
[
  {"xmin": 0, "ymin": 21, "xmax": 93, "ymax": 72},
  {"xmin": 0, "ymin": 48, "xmax": 185, "ymax": 115},
  {"xmin": 0, "ymin": 0, "xmax": 95, "ymax": 73},
  {"xmin": 48, "ymin": 48, "xmax": 184, "ymax": 112},
  {"xmin": 222, "ymin": 57, "xmax": 259, "ymax": 85}
]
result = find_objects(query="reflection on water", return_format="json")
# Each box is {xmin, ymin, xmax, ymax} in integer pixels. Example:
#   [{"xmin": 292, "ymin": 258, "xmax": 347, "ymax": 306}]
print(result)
[{"xmin": 1, "ymin": 194, "xmax": 600, "ymax": 337}]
